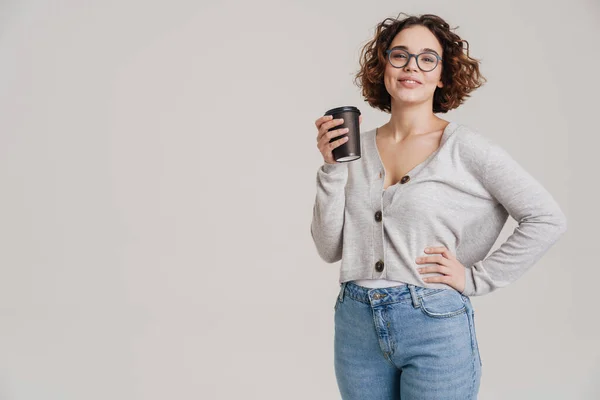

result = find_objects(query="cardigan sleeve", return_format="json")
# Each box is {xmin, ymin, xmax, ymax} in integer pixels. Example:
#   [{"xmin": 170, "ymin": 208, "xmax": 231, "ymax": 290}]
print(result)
[
  {"xmin": 462, "ymin": 141, "xmax": 568, "ymax": 296},
  {"xmin": 310, "ymin": 162, "xmax": 348, "ymax": 263}
]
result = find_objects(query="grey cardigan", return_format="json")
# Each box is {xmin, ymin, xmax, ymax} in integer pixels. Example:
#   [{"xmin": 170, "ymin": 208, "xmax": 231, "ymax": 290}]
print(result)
[{"xmin": 310, "ymin": 121, "xmax": 567, "ymax": 296}]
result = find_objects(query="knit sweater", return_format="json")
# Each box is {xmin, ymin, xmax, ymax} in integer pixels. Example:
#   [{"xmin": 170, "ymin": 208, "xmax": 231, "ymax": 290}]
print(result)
[{"xmin": 310, "ymin": 121, "xmax": 567, "ymax": 296}]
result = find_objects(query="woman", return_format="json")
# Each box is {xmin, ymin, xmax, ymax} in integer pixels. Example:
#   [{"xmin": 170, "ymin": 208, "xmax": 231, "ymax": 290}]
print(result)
[{"xmin": 310, "ymin": 13, "xmax": 567, "ymax": 399}]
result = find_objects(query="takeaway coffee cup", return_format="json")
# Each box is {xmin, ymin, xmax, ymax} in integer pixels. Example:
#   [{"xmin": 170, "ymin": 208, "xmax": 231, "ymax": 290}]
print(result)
[{"xmin": 323, "ymin": 106, "xmax": 361, "ymax": 162}]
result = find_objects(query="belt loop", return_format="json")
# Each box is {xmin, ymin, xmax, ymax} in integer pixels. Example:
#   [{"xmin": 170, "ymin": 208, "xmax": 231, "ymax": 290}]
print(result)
[
  {"xmin": 338, "ymin": 282, "xmax": 347, "ymax": 303},
  {"xmin": 408, "ymin": 284, "xmax": 421, "ymax": 308}
]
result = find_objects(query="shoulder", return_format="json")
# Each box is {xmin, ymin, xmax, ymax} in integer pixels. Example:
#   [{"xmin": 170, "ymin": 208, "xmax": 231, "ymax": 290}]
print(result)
[
  {"xmin": 451, "ymin": 122, "xmax": 528, "ymax": 183},
  {"xmin": 360, "ymin": 126, "xmax": 376, "ymax": 142},
  {"xmin": 357, "ymin": 127, "xmax": 377, "ymax": 155},
  {"xmin": 449, "ymin": 122, "xmax": 519, "ymax": 180},
  {"xmin": 451, "ymin": 122, "xmax": 495, "ymax": 151},
  {"xmin": 451, "ymin": 122, "xmax": 511, "ymax": 161}
]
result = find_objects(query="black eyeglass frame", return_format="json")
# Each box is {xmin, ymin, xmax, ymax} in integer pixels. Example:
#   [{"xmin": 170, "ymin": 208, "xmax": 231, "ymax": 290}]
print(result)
[{"xmin": 385, "ymin": 49, "xmax": 443, "ymax": 72}]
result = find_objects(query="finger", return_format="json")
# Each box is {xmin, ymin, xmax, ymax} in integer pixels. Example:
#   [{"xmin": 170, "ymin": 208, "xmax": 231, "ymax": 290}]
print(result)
[
  {"xmin": 424, "ymin": 246, "xmax": 456, "ymax": 260},
  {"xmin": 318, "ymin": 129, "xmax": 349, "ymax": 149},
  {"xmin": 322, "ymin": 135, "xmax": 349, "ymax": 153},
  {"xmin": 416, "ymin": 255, "xmax": 449, "ymax": 266},
  {"xmin": 359, "ymin": 115, "xmax": 363, "ymax": 124},
  {"xmin": 318, "ymin": 123, "xmax": 348, "ymax": 144},
  {"xmin": 315, "ymin": 115, "xmax": 333, "ymax": 128},
  {"xmin": 318, "ymin": 125, "xmax": 349, "ymax": 143},
  {"xmin": 422, "ymin": 275, "xmax": 450, "ymax": 284},
  {"xmin": 317, "ymin": 118, "xmax": 345, "ymax": 141},
  {"xmin": 315, "ymin": 115, "xmax": 341, "ymax": 133},
  {"xmin": 418, "ymin": 264, "xmax": 451, "ymax": 274}
]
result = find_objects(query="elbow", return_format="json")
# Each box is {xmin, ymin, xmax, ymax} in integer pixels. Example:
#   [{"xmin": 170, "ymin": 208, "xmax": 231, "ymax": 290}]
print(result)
[
  {"xmin": 551, "ymin": 202, "xmax": 568, "ymax": 233},
  {"xmin": 556, "ymin": 210, "xmax": 568, "ymax": 236},
  {"xmin": 546, "ymin": 207, "xmax": 568, "ymax": 240},
  {"xmin": 310, "ymin": 224, "xmax": 343, "ymax": 263},
  {"xmin": 317, "ymin": 247, "xmax": 342, "ymax": 264}
]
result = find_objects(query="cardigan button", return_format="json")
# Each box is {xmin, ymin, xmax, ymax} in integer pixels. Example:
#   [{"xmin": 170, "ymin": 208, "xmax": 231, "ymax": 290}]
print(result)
[
  {"xmin": 374, "ymin": 211, "xmax": 382, "ymax": 222},
  {"xmin": 375, "ymin": 260, "xmax": 384, "ymax": 272},
  {"xmin": 400, "ymin": 175, "xmax": 410, "ymax": 184}
]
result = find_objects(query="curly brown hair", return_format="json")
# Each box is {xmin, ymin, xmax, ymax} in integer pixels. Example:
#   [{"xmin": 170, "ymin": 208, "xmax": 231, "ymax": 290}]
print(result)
[{"xmin": 353, "ymin": 13, "xmax": 487, "ymax": 114}]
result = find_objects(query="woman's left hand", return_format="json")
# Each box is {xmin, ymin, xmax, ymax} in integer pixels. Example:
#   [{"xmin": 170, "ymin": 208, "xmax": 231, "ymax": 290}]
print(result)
[{"xmin": 416, "ymin": 246, "xmax": 466, "ymax": 293}]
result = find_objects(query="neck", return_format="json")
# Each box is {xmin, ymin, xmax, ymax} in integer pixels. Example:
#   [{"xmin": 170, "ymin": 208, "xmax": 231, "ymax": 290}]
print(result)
[{"xmin": 382, "ymin": 100, "xmax": 441, "ymax": 143}]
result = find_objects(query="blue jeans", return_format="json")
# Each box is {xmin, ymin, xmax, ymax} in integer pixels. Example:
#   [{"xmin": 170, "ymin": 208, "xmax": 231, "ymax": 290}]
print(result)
[{"xmin": 334, "ymin": 281, "xmax": 482, "ymax": 400}]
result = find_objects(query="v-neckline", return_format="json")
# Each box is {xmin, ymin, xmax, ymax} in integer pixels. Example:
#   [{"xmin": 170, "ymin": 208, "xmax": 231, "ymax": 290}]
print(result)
[{"xmin": 373, "ymin": 121, "xmax": 456, "ymax": 191}]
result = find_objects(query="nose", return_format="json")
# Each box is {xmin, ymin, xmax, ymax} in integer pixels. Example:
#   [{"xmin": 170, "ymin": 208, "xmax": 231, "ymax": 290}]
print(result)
[{"xmin": 404, "ymin": 54, "xmax": 419, "ymax": 71}]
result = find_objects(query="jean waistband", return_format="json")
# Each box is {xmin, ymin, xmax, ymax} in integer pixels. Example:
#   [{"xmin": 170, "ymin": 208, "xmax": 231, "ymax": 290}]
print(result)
[{"xmin": 337, "ymin": 281, "xmax": 464, "ymax": 309}]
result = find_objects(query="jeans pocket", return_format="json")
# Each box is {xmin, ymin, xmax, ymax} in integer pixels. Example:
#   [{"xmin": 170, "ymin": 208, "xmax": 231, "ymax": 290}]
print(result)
[
  {"xmin": 419, "ymin": 289, "xmax": 467, "ymax": 319},
  {"xmin": 334, "ymin": 284, "xmax": 343, "ymax": 311}
]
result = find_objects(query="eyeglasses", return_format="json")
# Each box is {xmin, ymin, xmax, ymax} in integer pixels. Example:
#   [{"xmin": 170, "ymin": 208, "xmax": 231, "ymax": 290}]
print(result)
[{"xmin": 385, "ymin": 48, "xmax": 442, "ymax": 72}]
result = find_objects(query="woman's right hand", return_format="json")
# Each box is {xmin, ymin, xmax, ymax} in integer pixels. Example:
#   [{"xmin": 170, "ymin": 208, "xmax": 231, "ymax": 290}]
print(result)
[{"xmin": 315, "ymin": 114, "xmax": 363, "ymax": 164}]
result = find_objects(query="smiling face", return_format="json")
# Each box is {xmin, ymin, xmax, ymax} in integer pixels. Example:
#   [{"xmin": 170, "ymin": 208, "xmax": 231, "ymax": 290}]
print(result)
[{"xmin": 383, "ymin": 25, "xmax": 444, "ymax": 107}]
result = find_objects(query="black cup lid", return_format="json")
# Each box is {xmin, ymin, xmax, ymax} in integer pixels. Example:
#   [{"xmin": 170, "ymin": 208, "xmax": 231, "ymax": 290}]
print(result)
[{"xmin": 324, "ymin": 106, "xmax": 361, "ymax": 116}]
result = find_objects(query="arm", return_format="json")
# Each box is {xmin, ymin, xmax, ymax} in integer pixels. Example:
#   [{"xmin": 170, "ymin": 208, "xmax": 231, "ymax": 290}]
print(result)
[
  {"xmin": 310, "ymin": 162, "xmax": 348, "ymax": 263},
  {"xmin": 462, "ymin": 142, "xmax": 568, "ymax": 296}
]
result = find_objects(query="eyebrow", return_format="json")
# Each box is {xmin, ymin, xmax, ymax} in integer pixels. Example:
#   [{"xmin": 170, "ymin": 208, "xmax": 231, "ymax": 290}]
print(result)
[{"xmin": 390, "ymin": 45, "xmax": 440, "ymax": 55}]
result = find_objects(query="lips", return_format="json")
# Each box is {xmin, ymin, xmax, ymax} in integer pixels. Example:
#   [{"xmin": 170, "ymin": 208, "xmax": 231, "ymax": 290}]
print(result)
[{"xmin": 398, "ymin": 77, "xmax": 422, "ymax": 84}]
